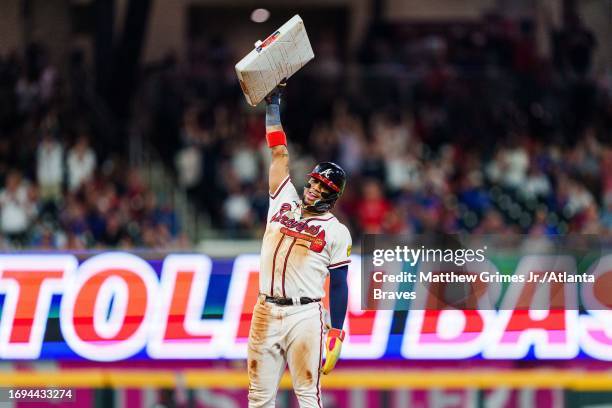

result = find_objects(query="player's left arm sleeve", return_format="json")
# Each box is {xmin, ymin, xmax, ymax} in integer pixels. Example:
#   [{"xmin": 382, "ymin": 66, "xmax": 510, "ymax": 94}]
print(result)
[
  {"xmin": 322, "ymin": 227, "xmax": 352, "ymax": 375},
  {"xmin": 329, "ymin": 265, "xmax": 348, "ymax": 330}
]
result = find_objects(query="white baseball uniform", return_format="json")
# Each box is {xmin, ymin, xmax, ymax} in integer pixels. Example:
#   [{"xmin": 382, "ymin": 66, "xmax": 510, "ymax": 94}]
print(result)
[{"xmin": 248, "ymin": 175, "xmax": 352, "ymax": 408}]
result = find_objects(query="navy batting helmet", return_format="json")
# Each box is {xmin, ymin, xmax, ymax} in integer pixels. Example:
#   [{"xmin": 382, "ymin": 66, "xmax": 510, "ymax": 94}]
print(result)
[{"xmin": 304, "ymin": 162, "xmax": 347, "ymax": 213}]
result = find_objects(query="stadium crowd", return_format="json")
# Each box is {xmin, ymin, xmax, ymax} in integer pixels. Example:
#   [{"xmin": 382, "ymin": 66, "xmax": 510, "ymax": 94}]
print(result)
[
  {"xmin": 145, "ymin": 13, "xmax": 611, "ymax": 240},
  {"xmin": 0, "ymin": 11, "xmax": 610, "ymax": 247},
  {"xmin": 0, "ymin": 45, "xmax": 183, "ymax": 249}
]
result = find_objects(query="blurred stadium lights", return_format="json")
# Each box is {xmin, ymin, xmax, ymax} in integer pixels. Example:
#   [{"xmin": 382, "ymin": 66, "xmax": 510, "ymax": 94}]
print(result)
[{"xmin": 250, "ymin": 8, "xmax": 270, "ymax": 23}]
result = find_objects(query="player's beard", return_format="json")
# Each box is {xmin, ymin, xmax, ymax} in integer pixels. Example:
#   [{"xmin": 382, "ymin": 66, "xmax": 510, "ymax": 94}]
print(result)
[{"xmin": 303, "ymin": 187, "xmax": 320, "ymax": 205}]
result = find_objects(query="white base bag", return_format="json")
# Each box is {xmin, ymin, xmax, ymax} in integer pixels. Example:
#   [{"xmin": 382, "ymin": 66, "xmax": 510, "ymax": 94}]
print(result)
[{"xmin": 235, "ymin": 15, "xmax": 315, "ymax": 106}]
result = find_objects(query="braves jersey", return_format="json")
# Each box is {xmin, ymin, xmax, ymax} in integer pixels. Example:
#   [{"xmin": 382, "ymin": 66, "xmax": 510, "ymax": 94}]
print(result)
[{"xmin": 260, "ymin": 175, "xmax": 352, "ymax": 299}]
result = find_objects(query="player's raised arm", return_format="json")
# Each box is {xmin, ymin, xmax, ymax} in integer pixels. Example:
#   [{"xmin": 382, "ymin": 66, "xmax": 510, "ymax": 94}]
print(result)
[{"xmin": 265, "ymin": 85, "xmax": 290, "ymax": 195}]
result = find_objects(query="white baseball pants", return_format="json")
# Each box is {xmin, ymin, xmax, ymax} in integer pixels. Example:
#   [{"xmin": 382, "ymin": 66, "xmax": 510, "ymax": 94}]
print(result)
[{"xmin": 248, "ymin": 295, "xmax": 328, "ymax": 408}]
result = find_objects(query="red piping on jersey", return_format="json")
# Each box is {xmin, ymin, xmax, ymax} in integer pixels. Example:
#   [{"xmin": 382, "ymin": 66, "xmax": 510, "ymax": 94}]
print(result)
[
  {"xmin": 328, "ymin": 260, "xmax": 351, "ymax": 269},
  {"xmin": 270, "ymin": 176, "xmax": 291, "ymax": 199},
  {"xmin": 281, "ymin": 237, "xmax": 297, "ymax": 297},
  {"xmin": 316, "ymin": 303, "xmax": 323, "ymax": 408},
  {"xmin": 270, "ymin": 235, "xmax": 285, "ymax": 296}
]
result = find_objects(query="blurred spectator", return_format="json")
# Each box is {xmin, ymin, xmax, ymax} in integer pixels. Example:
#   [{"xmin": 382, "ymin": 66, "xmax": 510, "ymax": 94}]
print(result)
[
  {"xmin": 386, "ymin": 153, "xmax": 422, "ymax": 193},
  {"xmin": 223, "ymin": 171, "xmax": 253, "ymax": 234},
  {"xmin": 356, "ymin": 179, "xmax": 391, "ymax": 234},
  {"xmin": 231, "ymin": 139, "xmax": 259, "ymax": 184},
  {"xmin": 334, "ymin": 106, "xmax": 365, "ymax": 176},
  {"xmin": 175, "ymin": 105, "xmax": 205, "ymax": 191},
  {"xmin": 36, "ymin": 132, "xmax": 64, "ymax": 202},
  {"xmin": 0, "ymin": 171, "xmax": 37, "ymax": 246},
  {"xmin": 175, "ymin": 144, "xmax": 202, "ymax": 191},
  {"xmin": 360, "ymin": 140, "xmax": 386, "ymax": 182},
  {"xmin": 528, "ymin": 209, "xmax": 559, "ymax": 236},
  {"xmin": 500, "ymin": 143, "xmax": 530, "ymax": 188},
  {"xmin": 457, "ymin": 172, "xmax": 490, "ymax": 214},
  {"xmin": 475, "ymin": 209, "xmax": 506, "ymax": 234},
  {"xmin": 101, "ymin": 211, "xmax": 125, "ymax": 247},
  {"xmin": 67, "ymin": 134, "xmax": 96, "ymax": 191},
  {"xmin": 520, "ymin": 163, "xmax": 551, "ymax": 199}
]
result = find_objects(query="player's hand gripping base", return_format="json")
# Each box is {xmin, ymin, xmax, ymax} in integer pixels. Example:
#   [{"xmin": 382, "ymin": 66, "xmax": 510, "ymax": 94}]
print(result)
[
  {"xmin": 264, "ymin": 80, "xmax": 287, "ymax": 106},
  {"xmin": 321, "ymin": 328, "xmax": 345, "ymax": 375}
]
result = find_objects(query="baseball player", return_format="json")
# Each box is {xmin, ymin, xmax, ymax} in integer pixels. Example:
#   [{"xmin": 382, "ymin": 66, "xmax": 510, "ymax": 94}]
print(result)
[{"xmin": 247, "ymin": 84, "xmax": 351, "ymax": 408}]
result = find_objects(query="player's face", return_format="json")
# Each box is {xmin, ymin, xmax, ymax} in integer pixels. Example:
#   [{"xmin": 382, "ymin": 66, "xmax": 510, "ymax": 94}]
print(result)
[{"xmin": 303, "ymin": 178, "xmax": 332, "ymax": 205}]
